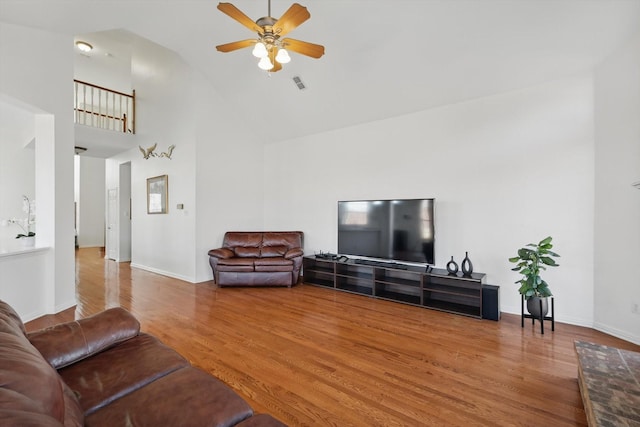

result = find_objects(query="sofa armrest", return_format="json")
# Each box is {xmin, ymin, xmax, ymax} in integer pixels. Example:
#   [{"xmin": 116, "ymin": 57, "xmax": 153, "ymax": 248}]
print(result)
[
  {"xmin": 284, "ymin": 248, "xmax": 303, "ymax": 259},
  {"xmin": 208, "ymin": 248, "xmax": 235, "ymax": 259},
  {"xmin": 27, "ymin": 307, "xmax": 140, "ymax": 369}
]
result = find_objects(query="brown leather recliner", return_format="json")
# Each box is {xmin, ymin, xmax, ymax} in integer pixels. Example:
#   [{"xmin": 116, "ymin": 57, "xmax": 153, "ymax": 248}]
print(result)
[
  {"xmin": 208, "ymin": 232, "xmax": 304, "ymax": 287},
  {"xmin": 0, "ymin": 299, "xmax": 286, "ymax": 426}
]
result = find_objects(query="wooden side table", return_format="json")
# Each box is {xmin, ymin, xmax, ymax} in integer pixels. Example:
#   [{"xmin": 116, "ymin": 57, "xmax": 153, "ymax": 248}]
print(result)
[{"xmin": 521, "ymin": 295, "xmax": 554, "ymax": 334}]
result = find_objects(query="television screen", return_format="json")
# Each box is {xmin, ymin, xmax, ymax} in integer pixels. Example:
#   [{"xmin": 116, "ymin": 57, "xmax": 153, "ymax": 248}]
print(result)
[{"xmin": 338, "ymin": 198, "xmax": 435, "ymax": 264}]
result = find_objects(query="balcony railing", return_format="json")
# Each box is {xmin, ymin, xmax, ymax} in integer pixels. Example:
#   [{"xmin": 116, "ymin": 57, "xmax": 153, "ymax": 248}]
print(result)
[{"xmin": 74, "ymin": 80, "xmax": 135, "ymax": 134}]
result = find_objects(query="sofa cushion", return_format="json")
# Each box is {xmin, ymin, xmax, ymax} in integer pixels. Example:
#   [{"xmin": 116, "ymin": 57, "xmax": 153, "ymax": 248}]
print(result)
[
  {"xmin": 0, "ymin": 409, "xmax": 66, "ymax": 426},
  {"xmin": 0, "ymin": 300, "xmax": 75, "ymax": 426},
  {"xmin": 223, "ymin": 232, "xmax": 263, "ymax": 248},
  {"xmin": 234, "ymin": 247, "xmax": 261, "ymax": 258},
  {"xmin": 254, "ymin": 258, "xmax": 293, "ymax": 267},
  {"xmin": 85, "ymin": 367, "xmax": 253, "ymax": 427},
  {"xmin": 0, "ymin": 300, "xmax": 27, "ymax": 336},
  {"xmin": 254, "ymin": 258, "xmax": 293, "ymax": 272},
  {"xmin": 0, "ymin": 333, "xmax": 68, "ymax": 424},
  {"xmin": 61, "ymin": 381, "xmax": 84, "ymax": 427},
  {"xmin": 217, "ymin": 258, "xmax": 256, "ymax": 272},
  {"xmin": 260, "ymin": 245, "xmax": 288, "ymax": 257},
  {"xmin": 59, "ymin": 333, "xmax": 189, "ymax": 415},
  {"xmin": 262, "ymin": 232, "xmax": 302, "ymax": 249}
]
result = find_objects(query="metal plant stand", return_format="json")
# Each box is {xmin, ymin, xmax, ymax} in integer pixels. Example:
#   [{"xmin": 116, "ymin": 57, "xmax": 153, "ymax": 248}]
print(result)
[{"xmin": 521, "ymin": 295, "xmax": 554, "ymax": 334}]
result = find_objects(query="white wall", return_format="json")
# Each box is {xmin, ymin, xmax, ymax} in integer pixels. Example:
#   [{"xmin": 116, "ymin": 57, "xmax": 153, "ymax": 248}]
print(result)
[
  {"xmin": 73, "ymin": 30, "xmax": 133, "ymax": 94},
  {"xmin": 0, "ymin": 22, "xmax": 75, "ymax": 317},
  {"xmin": 0, "ymin": 101, "xmax": 35, "ymax": 246},
  {"xmin": 593, "ymin": 31, "xmax": 640, "ymax": 344},
  {"xmin": 105, "ymin": 35, "xmax": 197, "ymax": 281},
  {"xmin": 77, "ymin": 156, "xmax": 106, "ymax": 248},
  {"xmin": 0, "ymin": 249, "xmax": 49, "ymax": 321},
  {"xmin": 264, "ymin": 75, "xmax": 595, "ymax": 326},
  {"xmin": 105, "ymin": 34, "xmax": 264, "ymax": 283},
  {"xmin": 194, "ymin": 75, "xmax": 265, "ymax": 282}
]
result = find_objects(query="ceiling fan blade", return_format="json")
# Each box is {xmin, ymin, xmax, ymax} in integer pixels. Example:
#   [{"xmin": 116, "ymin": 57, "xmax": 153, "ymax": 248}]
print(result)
[
  {"xmin": 269, "ymin": 49, "xmax": 283, "ymax": 72},
  {"xmin": 272, "ymin": 3, "xmax": 310, "ymax": 37},
  {"xmin": 217, "ymin": 3, "xmax": 263, "ymax": 34},
  {"xmin": 216, "ymin": 39, "xmax": 256, "ymax": 53},
  {"xmin": 281, "ymin": 38, "xmax": 325, "ymax": 59}
]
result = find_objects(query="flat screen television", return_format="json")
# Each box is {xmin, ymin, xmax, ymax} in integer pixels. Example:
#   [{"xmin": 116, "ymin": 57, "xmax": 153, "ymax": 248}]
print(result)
[{"xmin": 338, "ymin": 198, "xmax": 435, "ymax": 265}]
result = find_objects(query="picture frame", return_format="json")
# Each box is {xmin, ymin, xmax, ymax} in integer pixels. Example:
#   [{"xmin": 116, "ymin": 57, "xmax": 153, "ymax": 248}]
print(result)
[{"xmin": 147, "ymin": 174, "xmax": 168, "ymax": 214}]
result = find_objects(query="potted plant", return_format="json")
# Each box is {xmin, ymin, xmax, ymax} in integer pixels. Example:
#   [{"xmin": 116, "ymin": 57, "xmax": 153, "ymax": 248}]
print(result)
[
  {"xmin": 508, "ymin": 236, "xmax": 560, "ymax": 318},
  {"xmin": 6, "ymin": 195, "xmax": 35, "ymax": 246}
]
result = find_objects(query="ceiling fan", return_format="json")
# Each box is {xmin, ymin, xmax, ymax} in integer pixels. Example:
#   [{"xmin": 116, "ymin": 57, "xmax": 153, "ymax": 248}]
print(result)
[{"xmin": 215, "ymin": 1, "xmax": 325, "ymax": 72}]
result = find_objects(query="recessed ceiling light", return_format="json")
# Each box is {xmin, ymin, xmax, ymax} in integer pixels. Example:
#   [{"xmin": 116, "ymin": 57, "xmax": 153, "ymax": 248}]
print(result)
[{"xmin": 75, "ymin": 41, "xmax": 93, "ymax": 52}]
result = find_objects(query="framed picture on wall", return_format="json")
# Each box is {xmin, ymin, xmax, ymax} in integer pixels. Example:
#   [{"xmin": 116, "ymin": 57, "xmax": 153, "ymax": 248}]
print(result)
[{"xmin": 147, "ymin": 175, "xmax": 168, "ymax": 214}]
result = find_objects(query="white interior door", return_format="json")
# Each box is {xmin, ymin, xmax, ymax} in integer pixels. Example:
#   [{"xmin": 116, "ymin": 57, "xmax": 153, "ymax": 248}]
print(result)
[{"xmin": 107, "ymin": 188, "xmax": 118, "ymax": 260}]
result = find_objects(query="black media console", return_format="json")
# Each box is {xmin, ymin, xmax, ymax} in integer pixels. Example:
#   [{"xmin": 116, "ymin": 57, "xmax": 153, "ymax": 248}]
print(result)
[{"xmin": 303, "ymin": 256, "xmax": 497, "ymax": 319}]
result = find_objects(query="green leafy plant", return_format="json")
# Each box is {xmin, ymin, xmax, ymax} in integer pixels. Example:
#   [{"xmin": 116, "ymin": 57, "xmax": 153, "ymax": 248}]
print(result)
[{"xmin": 508, "ymin": 236, "xmax": 560, "ymax": 299}]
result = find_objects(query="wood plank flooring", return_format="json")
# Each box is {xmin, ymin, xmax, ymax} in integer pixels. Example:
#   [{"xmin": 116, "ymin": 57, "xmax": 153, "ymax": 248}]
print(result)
[{"xmin": 26, "ymin": 248, "xmax": 640, "ymax": 426}]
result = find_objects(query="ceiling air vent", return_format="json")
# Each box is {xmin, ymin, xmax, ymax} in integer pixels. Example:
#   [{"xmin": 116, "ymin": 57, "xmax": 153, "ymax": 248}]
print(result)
[
  {"xmin": 292, "ymin": 76, "xmax": 306, "ymax": 90},
  {"xmin": 633, "ymin": 181, "xmax": 640, "ymax": 190}
]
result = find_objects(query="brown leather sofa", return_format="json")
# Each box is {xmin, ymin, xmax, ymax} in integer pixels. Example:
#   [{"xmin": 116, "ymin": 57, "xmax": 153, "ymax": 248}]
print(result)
[
  {"xmin": 208, "ymin": 232, "xmax": 304, "ymax": 287},
  {"xmin": 0, "ymin": 299, "xmax": 286, "ymax": 427}
]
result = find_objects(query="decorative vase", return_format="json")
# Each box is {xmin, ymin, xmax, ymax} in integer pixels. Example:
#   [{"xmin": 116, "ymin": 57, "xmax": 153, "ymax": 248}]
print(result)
[
  {"xmin": 20, "ymin": 236, "xmax": 35, "ymax": 248},
  {"xmin": 446, "ymin": 256, "xmax": 458, "ymax": 275},
  {"xmin": 527, "ymin": 296, "xmax": 549, "ymax": 319},
  {"xmin": 461, "ymin": 251, "xmax": 473, "ymax": 276}
]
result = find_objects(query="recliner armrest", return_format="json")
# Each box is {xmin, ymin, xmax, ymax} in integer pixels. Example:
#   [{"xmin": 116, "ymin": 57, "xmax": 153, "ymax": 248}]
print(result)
[
  {"xmin": 208, "ymin": 248, "xmax": 235, "ymax": 259},
  {"xmin": 27, "ymin": 307, "xmax": 140, "ymax": 369},
  {"xmin": 284, "ymin": 248, "xmax": 304, "ymax": 259}
]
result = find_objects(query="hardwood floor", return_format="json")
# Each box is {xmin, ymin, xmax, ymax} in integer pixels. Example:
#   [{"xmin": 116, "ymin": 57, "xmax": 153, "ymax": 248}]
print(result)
[{"xmin": 26, "ymin": 248, "xmax": 640, "ymax": 426}]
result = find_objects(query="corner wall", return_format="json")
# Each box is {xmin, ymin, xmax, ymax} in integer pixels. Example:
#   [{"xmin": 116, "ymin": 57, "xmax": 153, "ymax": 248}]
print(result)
[
  {"xmin": 264, "ymin": 75, "xmax": 596, "ymax": 326},
  {"xmin": 0, "ymin": 22, "xmax": 75, "ymax": 316},
  {"xmin": 104, "ymin": 33, "xmax": 264, "ymax": 284},
  {"xmin": 594, "ymin": 31, "xmax": 640, "ymax": 344}
]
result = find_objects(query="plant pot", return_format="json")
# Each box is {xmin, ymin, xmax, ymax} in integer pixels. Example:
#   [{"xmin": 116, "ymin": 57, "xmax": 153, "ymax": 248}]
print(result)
[
  {"xmin": 526, "ymin": 296, "xmax": 549, "ymax": 319},
  {"xmin": 20, "ymin": 236, "xmax": 35, "ymax": 248}
]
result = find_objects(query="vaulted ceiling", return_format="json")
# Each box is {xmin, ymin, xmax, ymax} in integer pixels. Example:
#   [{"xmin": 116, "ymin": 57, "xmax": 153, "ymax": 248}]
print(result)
[{"xmin": 1, "ymin": 0, "xmax": 639, "ymax": 143}]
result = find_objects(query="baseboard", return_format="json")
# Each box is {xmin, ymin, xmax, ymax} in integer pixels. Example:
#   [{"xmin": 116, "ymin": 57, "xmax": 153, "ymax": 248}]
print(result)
[
  {"xmin": 20, "ymin": 309, "xmax": 48, "ymax": 323},
  {"xmin": 130, "ymin": 263, "xmax": 195, "ymax": 283},
  {"xmin": 55, "ymin": 299, "xmax": 76, "ymax": 314},
  {"xmin": 20, "ymin": 299, "xmax": 76, "ymax": 323},
  {"xmin": 593, "ymin": 322, "xmax": 640, "ymax": 346}
]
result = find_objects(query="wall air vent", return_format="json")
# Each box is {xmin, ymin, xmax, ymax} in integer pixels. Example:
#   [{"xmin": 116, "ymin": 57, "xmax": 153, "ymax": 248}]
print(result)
[{"xmin": 292, "ymin": 76, "xmax": 306, "ymax": 90}]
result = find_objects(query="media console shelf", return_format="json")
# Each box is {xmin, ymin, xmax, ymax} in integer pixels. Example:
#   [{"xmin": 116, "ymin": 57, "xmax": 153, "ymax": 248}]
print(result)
[{"xmin": 303, "ymin": 256, "xmax": 486, "ymax": 318}]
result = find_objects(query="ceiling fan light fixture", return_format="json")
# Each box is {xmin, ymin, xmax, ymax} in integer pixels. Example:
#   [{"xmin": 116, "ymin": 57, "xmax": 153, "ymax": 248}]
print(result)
[
  {"xmin": 215, "ymin": 2, "xmax": 324, "ymax": 73},
  {"xmin": 258, "ymin": 56, "xmax": 274, "ymax": 70},
  {"xmin": 252, "ymin": 41, "xmax": 268, "ymax": 58},
  {"xmin": 275, "ymin": 48, "xmax": 291, "ymax": 64}
]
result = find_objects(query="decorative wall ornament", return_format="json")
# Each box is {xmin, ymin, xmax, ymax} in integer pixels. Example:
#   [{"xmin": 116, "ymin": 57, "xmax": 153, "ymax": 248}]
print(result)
[{"xmin": 139, "ymin": 143, "xmax": 175, "ymax": 160}]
